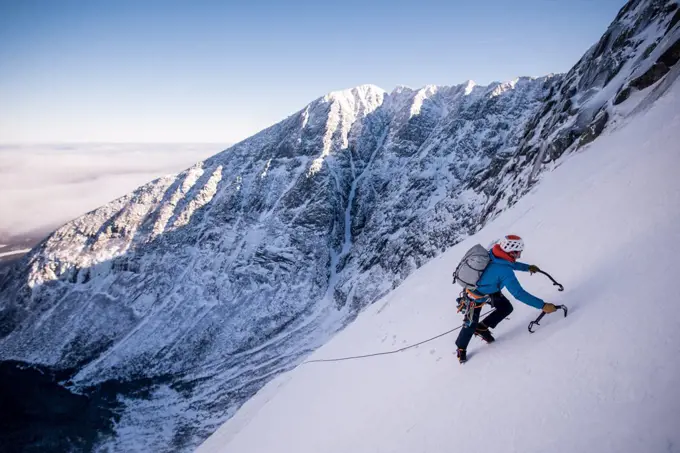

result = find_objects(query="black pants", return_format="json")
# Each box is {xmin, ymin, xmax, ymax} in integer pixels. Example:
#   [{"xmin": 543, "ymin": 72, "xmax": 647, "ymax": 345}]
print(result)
[{"xmin": 455, "ymin": 292, "xmax": 514, "ymax": 350}]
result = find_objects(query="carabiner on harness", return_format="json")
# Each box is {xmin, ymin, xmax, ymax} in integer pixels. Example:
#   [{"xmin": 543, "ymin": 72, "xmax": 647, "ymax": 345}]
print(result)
[{"xmin": 456, "ymin": 290, "xmax": 490, "ymax": 327}]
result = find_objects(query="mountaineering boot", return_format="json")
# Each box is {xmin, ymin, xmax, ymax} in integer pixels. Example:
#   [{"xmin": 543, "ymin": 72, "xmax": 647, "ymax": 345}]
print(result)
[
  {"xmin": 457, "ymin": 348, "xmax": 467, "ymax": 364},
  {"xmin": 474, "ymin": 322, "xmax": 495, "ymax": 344}
]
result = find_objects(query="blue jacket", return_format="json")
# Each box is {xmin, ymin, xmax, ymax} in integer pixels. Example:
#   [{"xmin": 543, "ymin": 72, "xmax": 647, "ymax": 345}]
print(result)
[{"xmin": 474, "ymin": 251, "xmax": 544, "ymax": 309}]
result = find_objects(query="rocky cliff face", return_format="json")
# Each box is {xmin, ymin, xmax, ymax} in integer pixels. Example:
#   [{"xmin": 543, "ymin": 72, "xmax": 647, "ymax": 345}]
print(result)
[
  {"xmin": 480, "ymin": 0, "xmax": 680, "ymax": 219},
  {"xmin": 1, "ymin": 0, "xmax": 679, "ymax": 451}
]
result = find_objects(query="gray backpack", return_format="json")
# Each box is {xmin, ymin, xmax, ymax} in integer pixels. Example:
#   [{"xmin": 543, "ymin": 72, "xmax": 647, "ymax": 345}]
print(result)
[{"xmin": 452, "ymin": 244, "xmax": 491, "ymax": 289}]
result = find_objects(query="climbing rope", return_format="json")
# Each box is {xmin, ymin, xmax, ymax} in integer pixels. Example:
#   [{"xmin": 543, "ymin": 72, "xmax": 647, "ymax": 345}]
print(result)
[
  {"xmin": 304, "ymin": 270, "xmax": 566, "ymax": 364},
  {"xmin": 304, "ymin": 309, "xmax": 496, "ymax": 364}
]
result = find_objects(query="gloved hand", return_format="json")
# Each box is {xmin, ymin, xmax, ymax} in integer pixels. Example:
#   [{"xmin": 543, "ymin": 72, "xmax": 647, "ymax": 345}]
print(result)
[
  {"xmin": 528, "ymin": 265, "xmax": 540, "ymax": 274},
  {"xmin": 542, "ymin": 303, "xmax": 558, "ymax": 313}
]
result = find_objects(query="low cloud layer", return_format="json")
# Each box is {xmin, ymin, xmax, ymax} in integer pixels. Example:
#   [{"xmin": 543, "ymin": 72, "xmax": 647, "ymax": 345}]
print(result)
[{"xmin": 0, "ymin": 143, "xmax": 227, "ymax": 240}]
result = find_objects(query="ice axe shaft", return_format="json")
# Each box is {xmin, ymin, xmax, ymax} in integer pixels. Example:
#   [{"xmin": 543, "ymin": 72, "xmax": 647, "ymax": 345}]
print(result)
[
  {"xmin": 528, "ymin": 304, "xmax": 568, "ymax": 333},
  {"xmin": 536, "ymin": 269, "xmax": 564, "ymax": 291}
]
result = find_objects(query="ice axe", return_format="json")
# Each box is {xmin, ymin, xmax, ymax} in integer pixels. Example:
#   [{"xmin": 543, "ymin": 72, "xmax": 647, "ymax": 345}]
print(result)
[
  {"xmin": 528, "ymin": 305, "xmax": 568, "ymax": 333},
  {"xmin": 534, "ymin": 268, "xmax": 564, "ymax": 292},
  {"xmin": 527, "ymin": 268, "xmax": 566, "ymax": 333}
]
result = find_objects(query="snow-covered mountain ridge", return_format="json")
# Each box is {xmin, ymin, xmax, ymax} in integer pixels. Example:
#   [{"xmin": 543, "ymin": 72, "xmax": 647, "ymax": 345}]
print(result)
[{"xmin": 1, "ymin": 1, "xmax": 679, "ymax": 451}]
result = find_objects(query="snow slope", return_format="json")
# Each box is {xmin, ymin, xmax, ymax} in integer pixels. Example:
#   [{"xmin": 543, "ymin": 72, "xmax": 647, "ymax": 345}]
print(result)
[{"xmin": 197, "ymin": 65, "xmax": 680, "ymax": 453}]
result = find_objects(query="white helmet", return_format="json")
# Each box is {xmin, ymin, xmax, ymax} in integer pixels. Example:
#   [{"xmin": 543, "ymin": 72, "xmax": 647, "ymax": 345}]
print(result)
[{"xmin": 500, "ymin": 234, "xmax": 524, "ymax": 253}]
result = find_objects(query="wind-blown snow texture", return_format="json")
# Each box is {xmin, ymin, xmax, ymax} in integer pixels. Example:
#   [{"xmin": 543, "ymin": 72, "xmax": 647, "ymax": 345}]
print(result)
[
  {"xmin": 1, "ymin": 0, "xmax": 679, "ymax": 451},
  {"xmin": 198, "ymin": 68, "xmax": 680, "ymax": 453}
]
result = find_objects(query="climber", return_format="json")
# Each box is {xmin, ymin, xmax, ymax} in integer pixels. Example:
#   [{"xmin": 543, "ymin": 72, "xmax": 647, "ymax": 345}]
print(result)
[{"xmin": 455, "ymin": 235, "xmax": 558, "ymax": 363}]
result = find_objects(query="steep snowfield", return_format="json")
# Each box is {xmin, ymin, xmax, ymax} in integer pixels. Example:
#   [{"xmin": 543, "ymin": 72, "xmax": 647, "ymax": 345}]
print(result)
[{"xmin": 197, "ymin": 71, "xmax": 680, "ymax": 453}]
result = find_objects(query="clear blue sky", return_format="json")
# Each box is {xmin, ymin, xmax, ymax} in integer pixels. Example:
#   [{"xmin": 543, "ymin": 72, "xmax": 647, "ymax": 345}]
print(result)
[{"xmin": 0, "ymin": 0, "xmax": 627, "ymax": 143}]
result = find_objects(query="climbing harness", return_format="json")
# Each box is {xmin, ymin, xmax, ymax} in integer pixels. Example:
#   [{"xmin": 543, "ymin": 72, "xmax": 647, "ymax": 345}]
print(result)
[{"xmin": 456, "ymin": 289, "xmax": 490, "ymax": 327}]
